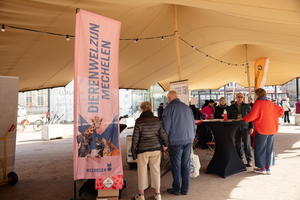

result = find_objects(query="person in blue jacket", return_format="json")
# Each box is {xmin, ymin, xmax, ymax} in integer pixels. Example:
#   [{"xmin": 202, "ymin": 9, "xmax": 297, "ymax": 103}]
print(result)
[{"xmin": 162, "ymin": 90, "xmax": 195, "ymax": 196}]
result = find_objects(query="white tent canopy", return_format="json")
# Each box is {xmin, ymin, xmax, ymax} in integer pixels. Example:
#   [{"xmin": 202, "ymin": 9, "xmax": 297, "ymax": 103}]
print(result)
[{"xmin": 1, "ymin": 0, "xmax": 300, "ymax": 91}]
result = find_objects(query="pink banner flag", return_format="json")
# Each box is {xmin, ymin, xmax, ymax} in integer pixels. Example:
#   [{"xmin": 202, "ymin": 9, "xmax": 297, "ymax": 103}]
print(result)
[{"xmin": 74, "ymin": 9, "xmax": 123, "ymax": 189}]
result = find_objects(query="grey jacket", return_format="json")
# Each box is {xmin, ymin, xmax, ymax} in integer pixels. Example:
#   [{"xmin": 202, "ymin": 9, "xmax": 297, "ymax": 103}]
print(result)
[
  {"xmin": 131, "ymin": 111, "xmax": 169, "ymax": 160},
  {"xmin": 162, "ymin": 98, "xmax": 195, "ymax": 145},
  {"xmin": 228, "ymin": 102, "xmax": 254, "ymax": 130}
]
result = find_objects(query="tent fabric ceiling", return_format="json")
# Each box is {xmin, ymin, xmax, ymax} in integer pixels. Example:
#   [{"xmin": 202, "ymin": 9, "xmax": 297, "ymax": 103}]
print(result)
[{"xmin": 0, "ymin": 0, "xmax": 300, "ymax": 92}]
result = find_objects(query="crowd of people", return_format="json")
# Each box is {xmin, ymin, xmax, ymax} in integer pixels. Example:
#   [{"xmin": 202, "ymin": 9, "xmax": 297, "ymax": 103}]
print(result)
[
  {"xmin": 131, "ymin": 89, "xmax": 290, "ymax": 200},
  {"xmin": 131, "ymin": 91, "xmax": 195, "ymax": 200}
]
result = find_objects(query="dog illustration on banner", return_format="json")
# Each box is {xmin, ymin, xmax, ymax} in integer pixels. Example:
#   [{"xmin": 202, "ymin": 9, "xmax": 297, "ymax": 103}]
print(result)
[
  {"xmin": 77, "ymin": 116, "xmax": 103, "ymax": 157},
  {"xmin": 111, "ymin": 143, "xmax": 120, "ymax": 156}
]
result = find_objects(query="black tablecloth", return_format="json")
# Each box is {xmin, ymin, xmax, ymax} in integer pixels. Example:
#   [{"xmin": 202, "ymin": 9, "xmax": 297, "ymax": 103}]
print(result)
[{"xmin": 203, "ymin": 120, "xmax": 246, "ymax": 178}]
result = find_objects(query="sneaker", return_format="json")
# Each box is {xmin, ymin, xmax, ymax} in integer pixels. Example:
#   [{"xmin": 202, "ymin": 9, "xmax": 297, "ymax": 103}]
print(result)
[
  {"xmin": 154, "ymin": 193, "xmax": 162, "ymax": 200},
  {"xmin": 135, "ymin": 194, "xmax": 145, "ymax": 200},
  {"xmin": 266, "ymin": 168, "xmax": 272, "ymax": 175},
  {"xmin": 253, "ymin": 168, "xmax": 266, "ymax": 175}
]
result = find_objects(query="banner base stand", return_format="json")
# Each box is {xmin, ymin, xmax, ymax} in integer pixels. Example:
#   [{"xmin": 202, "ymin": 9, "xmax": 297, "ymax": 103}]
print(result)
[
  {"xmin": 96, "ymin": 197, "xmax": 118, "ymax": 200},
  {"xmin": 70, "ymin": 180, "xmax": 82, "ymax": 200},
  {"xmin": 97, "ymin": 189, "xmax": 119, "ymax": 200}
]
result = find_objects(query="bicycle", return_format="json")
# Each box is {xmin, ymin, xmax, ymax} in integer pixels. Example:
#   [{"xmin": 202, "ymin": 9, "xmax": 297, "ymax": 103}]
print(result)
[
  {"xmin": 33, "ymin": 112, "xmax": 63, "ymax": 132},
  {"xmin": 17, "ymin": 116, "xmax": 29, "ymax": 132},
  {"xmin": 33, "ymin": 116, "xmax": 47, "ymax": 132}
]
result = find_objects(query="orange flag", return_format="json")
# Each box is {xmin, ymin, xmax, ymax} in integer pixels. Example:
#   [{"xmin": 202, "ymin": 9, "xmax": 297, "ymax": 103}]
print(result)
[{"xmin": 255, "ymin": 58, "xmax": 270, "ymax": 89}]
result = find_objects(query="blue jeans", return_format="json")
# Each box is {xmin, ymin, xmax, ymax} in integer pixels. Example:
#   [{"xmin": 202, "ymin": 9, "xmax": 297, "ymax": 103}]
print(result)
[
  {"xmin": 254, "ymin": 131, "xmax": 275, "ymax": 168},
  {"xmin": 168, "ymin": 143, "xmax": 192, "ymax": 193}
]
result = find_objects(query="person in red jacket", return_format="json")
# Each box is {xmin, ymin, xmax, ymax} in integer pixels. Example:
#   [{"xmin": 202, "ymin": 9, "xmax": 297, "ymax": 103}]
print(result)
[{"xmin": 243, "ymin": 88, "xmax": 284, "ymax": 175}]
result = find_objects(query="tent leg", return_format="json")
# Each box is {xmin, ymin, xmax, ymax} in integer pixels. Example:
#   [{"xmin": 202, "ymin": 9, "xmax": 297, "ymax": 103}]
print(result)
[{"xmin": 173, "ymin": 4, "xmax": 182, "ymax": 81}]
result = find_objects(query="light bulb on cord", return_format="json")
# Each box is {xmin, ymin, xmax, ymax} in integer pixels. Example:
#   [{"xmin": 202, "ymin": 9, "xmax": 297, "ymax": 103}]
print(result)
[
  {"xmin": 206, "ymin": 55, "xmax": 208, "ymax": 58},
  {"xmin": 1, "ymin": 25, "xmax": 5, "ymax": 32},
  {"xmin": 135, "ymin": 38, "xmax": 138, "ymax": 43},
  {"xmin": 66, "ymin": 35, "xmax": 70, "ymax": 41},
  {"xmin": 161, "ymin": 36, "xmax": 164, "ymax": 41}
]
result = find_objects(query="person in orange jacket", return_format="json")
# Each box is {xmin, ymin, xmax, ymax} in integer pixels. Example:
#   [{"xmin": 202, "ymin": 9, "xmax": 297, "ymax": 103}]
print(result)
[{"xmin": 243, "ymin": 88, "xmax": 284, "ymax": 175}]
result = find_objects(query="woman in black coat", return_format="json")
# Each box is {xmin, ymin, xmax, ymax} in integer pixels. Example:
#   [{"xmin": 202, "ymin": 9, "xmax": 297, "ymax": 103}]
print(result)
[{"xmin": 131, "ymin": 101, "xmax": 169, "ymax": 200}]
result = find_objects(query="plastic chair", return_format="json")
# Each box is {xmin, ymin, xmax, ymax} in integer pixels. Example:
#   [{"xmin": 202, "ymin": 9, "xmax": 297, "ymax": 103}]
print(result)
[
  {"xmin": 204, "ymin": 133, "xmax": 215, "ymax": 160},
  {"xmin": 193, "ymin": 120, "xmax": 203, "ymax": 156},
  {"xmin": 193, "ymin": 132, "xmax": 201, "ymax": 157}
]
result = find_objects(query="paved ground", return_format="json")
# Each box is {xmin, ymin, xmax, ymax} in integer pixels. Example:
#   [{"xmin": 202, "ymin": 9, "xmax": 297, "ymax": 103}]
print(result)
[{"xmin": 0, "ymin": 115, "xmax": 299, "ymax": 200}]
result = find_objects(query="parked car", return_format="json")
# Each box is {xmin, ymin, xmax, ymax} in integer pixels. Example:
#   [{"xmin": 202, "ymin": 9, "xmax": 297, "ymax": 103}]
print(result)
[{"xmin": 17, "ymin": 105, "xmax": 27, "ymax": 117}]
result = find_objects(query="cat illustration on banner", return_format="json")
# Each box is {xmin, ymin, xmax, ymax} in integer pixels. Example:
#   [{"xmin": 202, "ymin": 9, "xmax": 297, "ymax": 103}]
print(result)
[
  {"xmin": 77, "ymin": 116, "xmax": 103, "ymax": 158},
  {"xmin": 85, "ymin": 137, "xmax": 104, "ymax": 161}
]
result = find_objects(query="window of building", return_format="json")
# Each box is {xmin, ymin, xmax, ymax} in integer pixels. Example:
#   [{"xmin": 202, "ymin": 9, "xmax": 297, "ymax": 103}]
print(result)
[
  {"xmin": 26, "ymin": 91, "xmax": 32, "ymax": 106},
  {"xmin": 37, "ymin": 90, "xmax": 44, "ymax": 106}
]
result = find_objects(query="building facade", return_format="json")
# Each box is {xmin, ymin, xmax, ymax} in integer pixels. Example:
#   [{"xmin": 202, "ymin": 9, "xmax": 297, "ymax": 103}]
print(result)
[{"xmin": 18, "ymin": 78, "xmax": 299, "ymax": 121}]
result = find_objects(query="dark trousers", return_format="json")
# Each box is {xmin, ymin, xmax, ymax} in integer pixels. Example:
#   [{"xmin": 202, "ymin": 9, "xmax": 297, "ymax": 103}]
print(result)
[
  {"xmin": 197, "ymin": 124, "xmax": 212, "ymax": 149},
  {"xmin": 235, "ymin": 129, "xmax": 252, "ymax": 162},
  {"xmin": 284, "ymin": 111, "xmax": 290, "ymax": 123}
]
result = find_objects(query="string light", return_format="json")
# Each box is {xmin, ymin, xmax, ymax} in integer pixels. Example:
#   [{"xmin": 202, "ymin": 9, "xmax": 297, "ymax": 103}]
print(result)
[
  {"xmin": 1, "ymin": 25, "xmax": 5, "ymax": 32},
  {"xmin": 2, "ymin": 23, "xmax": 174, "ymax": 42},
  {"xmin": 178, "ymin": 36, "xmax": 247, "ymax": 66},
  {"xmin": 1, "ymin": 24, "xmax": 247, "ymax": 66},
  {"xmin": 120, "ymin": 33, "xmax": 175, "ymax": 41},
  {"xmin": 1, "ymin": 24, "xmax": 74, "ymax": 40}
]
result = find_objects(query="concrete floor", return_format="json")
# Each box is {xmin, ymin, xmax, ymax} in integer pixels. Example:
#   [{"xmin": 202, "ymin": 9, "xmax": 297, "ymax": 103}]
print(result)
[{"xmin": 0, "ymin": 117, "xmax": 299, "ymax": 200}]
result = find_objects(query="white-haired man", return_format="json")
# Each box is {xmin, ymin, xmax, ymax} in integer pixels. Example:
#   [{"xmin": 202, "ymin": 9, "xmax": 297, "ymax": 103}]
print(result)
[{"xmin": 162, "ymin": 90, "xmax": 195, "ymax": 196}]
